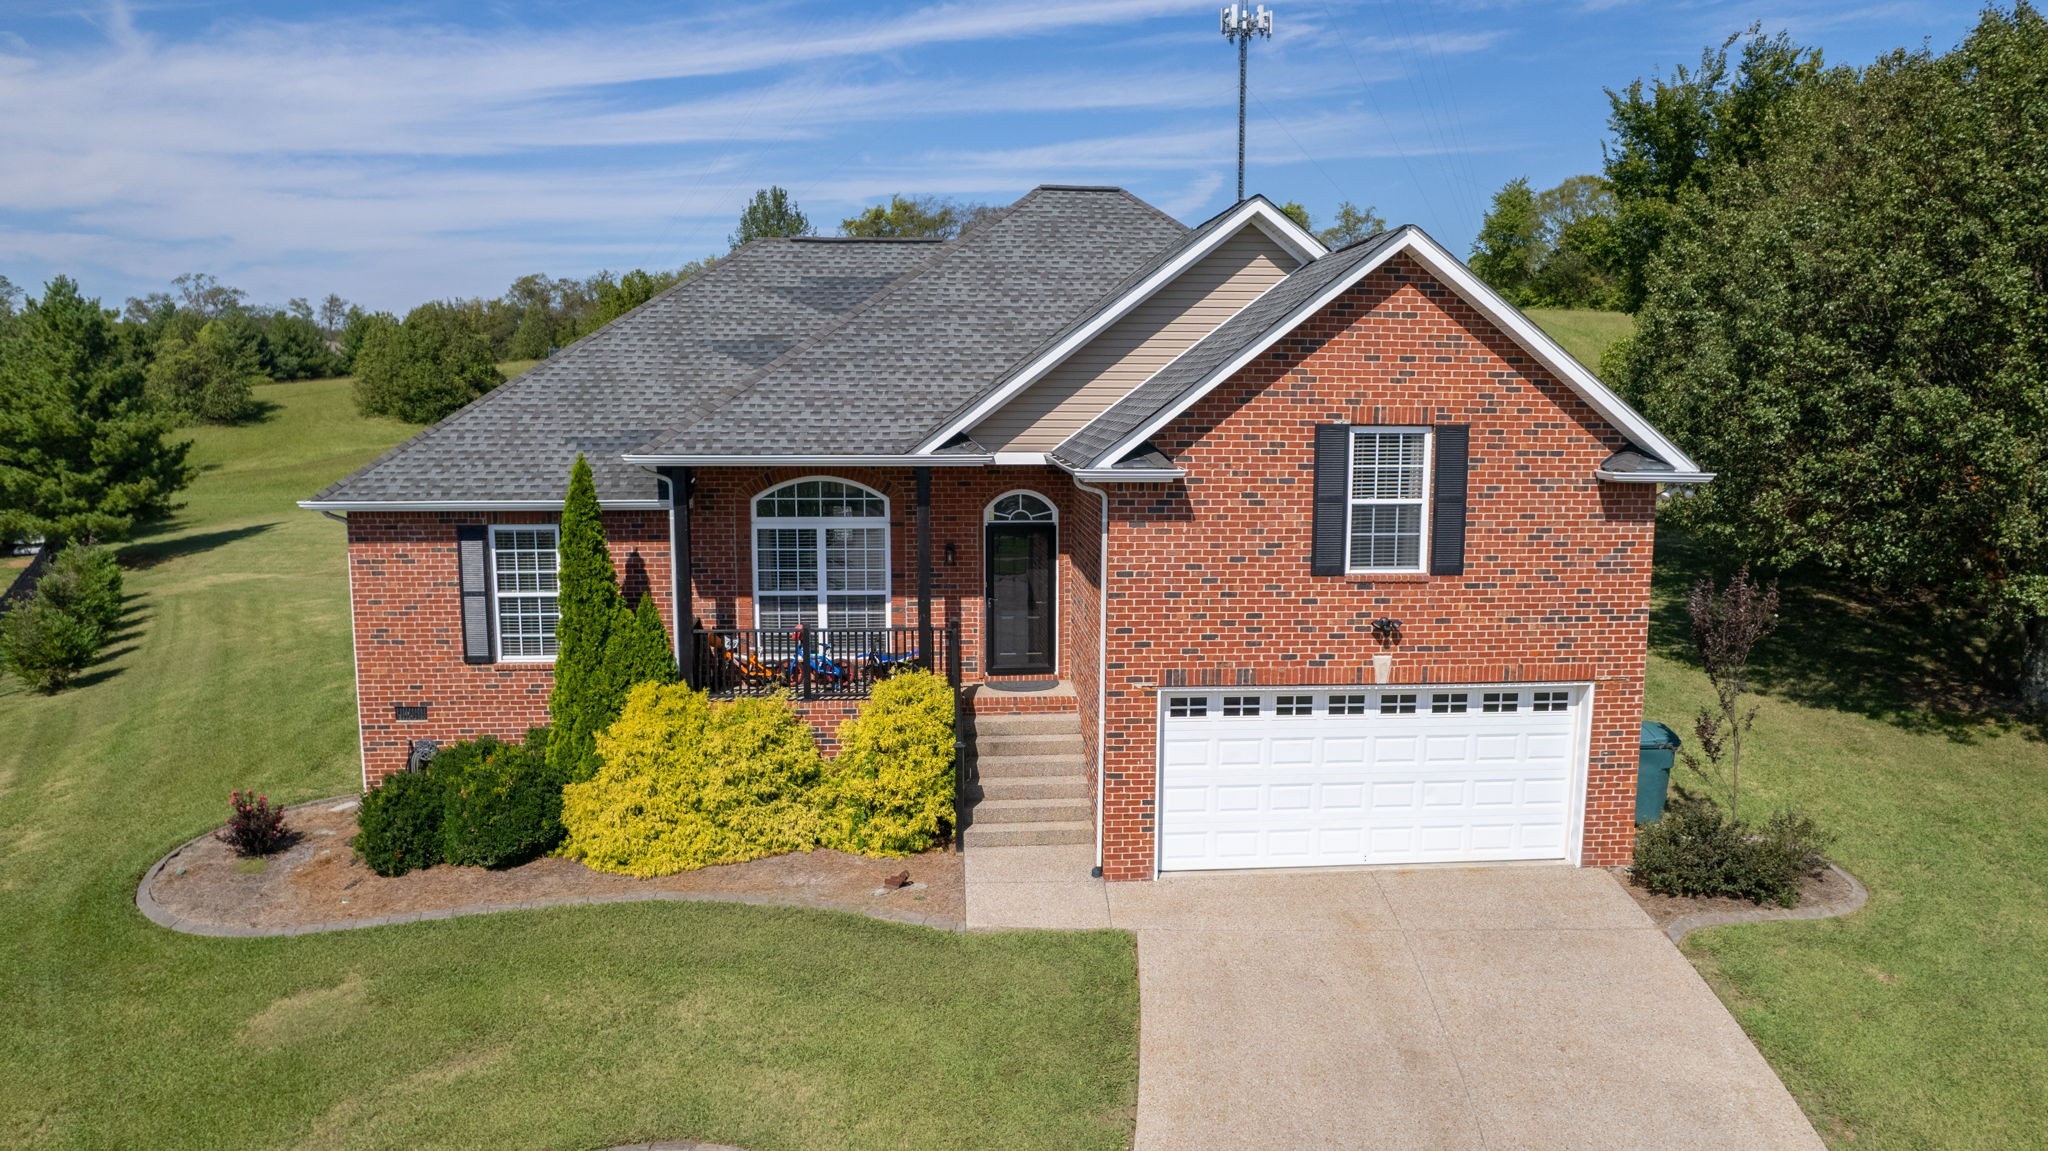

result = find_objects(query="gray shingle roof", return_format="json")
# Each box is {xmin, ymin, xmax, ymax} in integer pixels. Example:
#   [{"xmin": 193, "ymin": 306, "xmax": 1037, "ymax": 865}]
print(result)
[
  {"xmin": 1051, "ymin": 229, "xmax": 1406, "ymax": 470},
  {"xmin": 630, "ymin": 186, "xmax": 1189, "ymax": 459},
  {"xmin": 309, "ymin": 237, "xmax": 938, "ymax": 506}
]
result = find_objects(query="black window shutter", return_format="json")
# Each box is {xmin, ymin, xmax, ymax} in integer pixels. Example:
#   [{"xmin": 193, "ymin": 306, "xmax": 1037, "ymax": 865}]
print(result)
[
  {"xmin": 1311, "ymin": 423, "xmax": 1352, "ymax": 576},
  {"xmin": 1430, "ymin": 425, "xmax": 1470, "ymax": 576},
  {"xmin": 456, "ymin": 525, "xmax": 495, "ymax": 664}
]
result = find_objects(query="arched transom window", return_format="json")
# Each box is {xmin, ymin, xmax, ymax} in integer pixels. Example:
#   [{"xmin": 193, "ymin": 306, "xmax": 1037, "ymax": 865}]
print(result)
[
  {"xmin": 753, "ymin": 478, "xmax": 889, "ymax": 631},
  {"xmin": 987, "ymin": 491, "xmax": 1056, "ymax": 523}
]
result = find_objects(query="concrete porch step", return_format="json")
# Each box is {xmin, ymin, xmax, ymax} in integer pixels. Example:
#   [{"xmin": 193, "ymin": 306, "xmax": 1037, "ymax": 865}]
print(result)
[
  {"xmin": 968, "ymin": 712, "xmax": 1083, "ymax": 737},
  {"xmin": 962, "ymin": 819, "xmax": 1093, "ymax": 848},
  {"xmin": 968, "ymin": 795, "xmax": 1092, "ymax": 825},
  {"xmin": 966, "ymin": 752, "xmax": 1086, "ymax": 778},
  {"xmin": 969, "ymin": 775, "xmax": 1088, "ymax": 802},
  {"xmin": 971, "ymin": 731, "xmax": 1084, "ymax": 758}
]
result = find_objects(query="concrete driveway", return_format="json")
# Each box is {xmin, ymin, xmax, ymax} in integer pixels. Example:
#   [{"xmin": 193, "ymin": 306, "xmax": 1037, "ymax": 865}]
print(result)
[{"xmin": 967, "ymin": 848, "xmax": 1824, "ymax": 1151}]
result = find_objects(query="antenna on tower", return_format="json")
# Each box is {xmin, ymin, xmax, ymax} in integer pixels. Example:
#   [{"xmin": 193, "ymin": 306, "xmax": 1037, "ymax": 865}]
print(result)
[{"xmin": 1220, "ymin": 4, "xmax": 1273, "ymax": 203}]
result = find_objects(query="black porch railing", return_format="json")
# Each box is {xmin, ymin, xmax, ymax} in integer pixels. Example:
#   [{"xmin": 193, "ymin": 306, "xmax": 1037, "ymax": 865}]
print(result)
[{"xmin": 691, "ymin": 622, "xmax": 961, "ymax": 700}]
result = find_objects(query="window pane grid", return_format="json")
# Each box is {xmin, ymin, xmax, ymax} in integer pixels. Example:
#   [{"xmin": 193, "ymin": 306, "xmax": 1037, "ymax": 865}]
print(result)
[
  {"xmin": 1348, "ymin": 429, "xmax": 1428, "ymax": 572},
  {"xmin": 492, "ymin": 527, "xmax": 559, "ymax": 660},
  {"xmin": 752, "ymin": 480, "xmax": 890, "ymax": 629}
]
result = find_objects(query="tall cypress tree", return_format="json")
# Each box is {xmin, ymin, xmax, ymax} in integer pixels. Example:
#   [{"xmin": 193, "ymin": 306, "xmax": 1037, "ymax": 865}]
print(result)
[
  {"xmin": 0, "ymin": 277, "xmax": 195, "ymax": 544},
  {"xmin": 606, "ymin": 594, "xmax": 679, "ymax": 691},
  {"xmin": 547, "ymin": 454, "xmax": 624, "ymax": 782}
]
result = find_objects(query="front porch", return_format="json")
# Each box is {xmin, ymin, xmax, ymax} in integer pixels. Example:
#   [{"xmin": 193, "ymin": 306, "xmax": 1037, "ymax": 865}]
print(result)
[{"xmin": 663, "ymin": 465, "xmax": 1102, "ymax": 706}]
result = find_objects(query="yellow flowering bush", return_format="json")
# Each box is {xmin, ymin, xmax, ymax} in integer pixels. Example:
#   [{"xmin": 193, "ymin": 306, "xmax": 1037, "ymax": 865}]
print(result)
[
  {"xmin": 560, "ymin": 683, "xmax": 825, "ymax": 876},
  {"xmin": 820, "ymin": 670, "xmax": 958, "ymax": 856}
]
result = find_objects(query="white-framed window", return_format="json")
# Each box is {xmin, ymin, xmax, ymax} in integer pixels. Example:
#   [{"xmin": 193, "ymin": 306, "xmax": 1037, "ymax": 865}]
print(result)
[
  {"xmin": 1482, "ymin": 691, "xmax": 1520, "ymax": 713},
  {"xmin": 1329, "ymin": 693, "xmax": 1368, "ymax": 715},
  {"xmin": 1348, "ymin": 428, "xmax": 1431, "ymax": 573},
  {"xmin": 1221, "ymin": 695, "xmax": 1261, "ymax": 717},
  {"xmin": 1380, "ymin": 692, "xmax": 1418, "ymax": 715},
  {"xmin": 752, "ymin": 478, "xmax": 890, "ymax": 632},
  {"xmin": 1275, "ymin": 694, "xmax": 1313, "ymax": 716},
  {"xmin": 490, "ymin": 525, "xmax": 560, "ymax": 661},
  {"xmin": 1431, "ymin": 691, "xmax": 1469, "ymax": 714},
  {"xmin": 1532, "ymin": 689, "xmax": 1571, "ymax": 712},
  {"xmin": 987, "ymin": 490, "xmax": 1057, "ymax": 523},
  {"xmin": 1168, "ymin": 696, "xmax": 1209, "ymax": 718}
]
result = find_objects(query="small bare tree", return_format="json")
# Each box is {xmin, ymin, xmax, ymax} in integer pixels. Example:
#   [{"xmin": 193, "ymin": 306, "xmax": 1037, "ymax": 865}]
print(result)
[{"xmin": 1681, "ymin": 566, "xmax": 1780, "ymax": 818}]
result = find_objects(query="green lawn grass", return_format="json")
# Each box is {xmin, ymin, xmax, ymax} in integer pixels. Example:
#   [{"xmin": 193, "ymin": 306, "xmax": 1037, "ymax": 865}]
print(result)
[
  {"xmin": 1646, "ymin": 534, "xmax": 2048, "ymax": 1149},
  {"xmin": 1527, "ymin": 307, "xmax": 1632, "ymax": 370},
  {"xmin": 0, "ymin": 376, "xmax": 1139, "ymax": 1150}
]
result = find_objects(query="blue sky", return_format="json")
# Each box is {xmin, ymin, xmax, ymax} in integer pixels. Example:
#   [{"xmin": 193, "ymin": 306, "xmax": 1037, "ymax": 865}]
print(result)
[{"xmin": 0, "ymin": 0, "xmax": 1981, "ymax": 313}]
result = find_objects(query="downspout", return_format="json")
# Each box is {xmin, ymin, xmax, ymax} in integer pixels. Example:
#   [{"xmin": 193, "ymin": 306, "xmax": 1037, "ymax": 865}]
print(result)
[{"xmin": 1072, "ymin": 478, "xmax": 1111, "ymax": 879}]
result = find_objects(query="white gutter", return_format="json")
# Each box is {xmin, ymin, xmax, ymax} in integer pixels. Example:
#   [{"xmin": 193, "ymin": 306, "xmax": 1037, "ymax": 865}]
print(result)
[
  {"xmin": 1072, "ymin": 476, "xmax": 1113, "ymax": 879},
  {"xmin": 620, "ymin": 453, "xmax": 988, "ymax": 468},
  {"xmin": 1066, "ymin": 466, "xmax": 1184, "ymax": 484},
  {"xmin": 1595, "ymin": 469, "xmax": 1716, "ymax": 485},
  {"xmin": 298, "ymin": 499, "xmax": 669, "ymax": 512}
]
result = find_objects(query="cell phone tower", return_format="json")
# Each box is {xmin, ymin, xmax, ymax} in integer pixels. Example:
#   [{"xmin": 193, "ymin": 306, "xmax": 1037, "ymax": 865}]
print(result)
[{"xmin": 1221, "ymin": 4, "xmax": 1274, "ymax": 202}]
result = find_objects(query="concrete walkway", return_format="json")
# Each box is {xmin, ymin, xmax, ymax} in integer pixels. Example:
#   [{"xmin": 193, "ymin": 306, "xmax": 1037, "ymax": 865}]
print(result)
[{"xmin": 967, "ymin": 846, "xmax": 1824, "ymax": 1151}]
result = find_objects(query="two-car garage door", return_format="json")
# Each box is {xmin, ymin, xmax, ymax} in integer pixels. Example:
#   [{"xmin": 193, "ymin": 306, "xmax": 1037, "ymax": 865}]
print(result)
[{"xmin": 1157, "ymin": 685, "xmax": 1586, "ymax": 871}]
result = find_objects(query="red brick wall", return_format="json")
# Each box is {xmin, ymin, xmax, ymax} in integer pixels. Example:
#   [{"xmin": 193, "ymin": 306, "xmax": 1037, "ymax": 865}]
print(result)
[
  {"xmin": 1094, "ymin": 254, "xmax": 1656, "ymax": 879},
  {"xmin": 347, "ymin": 509, "xmax": 670, "ymax": 787}
]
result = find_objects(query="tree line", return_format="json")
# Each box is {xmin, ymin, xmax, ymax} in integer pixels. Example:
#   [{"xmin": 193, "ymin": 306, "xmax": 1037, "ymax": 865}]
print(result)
[{"xmin": 1487, "ymin": 6, "xmax": 2046, "ymax": 709}]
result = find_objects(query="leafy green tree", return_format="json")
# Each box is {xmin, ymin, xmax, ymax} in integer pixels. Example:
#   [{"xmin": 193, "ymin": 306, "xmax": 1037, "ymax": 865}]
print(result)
[
  {"xmin": 1615, "ymin": 5, "xmax": 2048, "ymax": 705},
  {"xmin": 1530, "ymin": 176, "xmax": 1623, "ymax": 309},
  {"xmin": 0, "ymin": 277, "xmax": 193, "ymax": 544},
  {"xmin": 144, "ymin": 320, "xmax": 265, "ymax": 424},
  {"xmin": 0, "ymin": 274, "xmax": 20, "ymax": 321},
  {"xmin": 507, "ymin": 306, "xmax": 555, "ymax": 361},
  {"xmin": 1603, "ymin": 26, "xmax": 1823, "ymax": 309},
  {"xmin": 1277, "ymin": 201, "xmax": 1313, "ymax": 232},
  {"xmin": 259, "ymin": 310, "xmax": 334, "ymax": 379},
  {"xmin": 336, "ymin": 307, "xmax": 387, "ymax": 372},
  {"xmin": 1317, "ymin": 201, "xmax": 1385, "ymax": 247},
  {"xmin": 838, "ymin": 194, "xmax": 992, "ymax": 239},
  {"xmin": 732, "ymin": 185, "xmax": 814, "ymax": 248},
  {"xmin": 546, "ymin": 456, "xmax": 675, "ymax": 781},
  {"xmin": 1470, "ymin": 177, "xmax": 1542, "ymax": 303},
  {"xmin": 350, "ymin": 301, "xmax": 503, "ymax": 423}
]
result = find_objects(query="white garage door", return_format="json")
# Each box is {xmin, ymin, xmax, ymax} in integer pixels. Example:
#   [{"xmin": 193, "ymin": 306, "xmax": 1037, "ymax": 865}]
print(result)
[{"xmin": 1157, "ymin": 686, "xmax": 1585, "ymax": 871}]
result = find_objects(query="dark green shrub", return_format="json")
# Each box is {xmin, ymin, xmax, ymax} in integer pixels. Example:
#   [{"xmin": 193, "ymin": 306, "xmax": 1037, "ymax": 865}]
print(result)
[
  {"xmin": 1631, "ymin": 794, "xmax": 1832, "ymax": 907},
  {"xmin": 438, "ymin": 728, "xmax": 567, "ymax": 868},
  {"xmin": 41, "ymin": 543, "xmax": 123, "ymax": 636},
  {"xmin": 353, "ymin": 769, "xmax": 446, "ymax": 877},
  {"xmin": 0, "ymin": 594, "xmax": 101, "ymax": 691}
]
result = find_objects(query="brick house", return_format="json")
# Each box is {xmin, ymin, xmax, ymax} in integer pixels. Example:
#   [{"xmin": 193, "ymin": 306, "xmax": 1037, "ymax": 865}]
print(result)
[{"xmin": 305, "ymin": 186, "xmax": 1709, "ymax": 881}]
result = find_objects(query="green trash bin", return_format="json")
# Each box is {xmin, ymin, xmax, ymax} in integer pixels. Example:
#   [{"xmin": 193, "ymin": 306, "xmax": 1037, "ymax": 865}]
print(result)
[{"xmin": 1637, "ymin": 721, "xmax": 1682, "ymax": 824}]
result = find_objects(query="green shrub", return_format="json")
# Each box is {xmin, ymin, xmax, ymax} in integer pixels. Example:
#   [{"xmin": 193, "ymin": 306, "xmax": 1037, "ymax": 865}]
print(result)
[
  {"xmin": 1631, "ymin": 794, "xmax": 1833, "ymax": 907},
  {"xmin": 40, "ymin": 543, "xmax": 123, "ymax": 636},
  {"xmin": 437, "ymin": 728, "xmax": 567, "ymax": 868},
  {"xmin": 821, "ymin": 669, "xmax": 957, "ymax": 856},
  {"xmin": 353, "ymin": 769, "xmax": 447, "ymax": 877},
  {"xmin": 351, "ymin": 302, "xmax": 503, "ymax": 423},
  {"xmin": 0, "ymin": 593, "xmax": 102, "ymax": 691},
  {"xmin": 561, "ymin": 684, "xmax": 825, "ymax": 876}
]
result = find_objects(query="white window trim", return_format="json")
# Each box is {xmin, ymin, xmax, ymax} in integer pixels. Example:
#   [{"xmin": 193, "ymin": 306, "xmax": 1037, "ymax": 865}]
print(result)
[
  {"xmin": 985, "ymin": 489, "xmax": 1059, "ymax": 524},
  {"xmin": 749, "ymin": 476, "xmax": 893, "ymax": 631},
  {"xmin": 1346, "ymin": 426, "xmax": 1433, "ymax": 575},
  {"xmin": 488, "ymin": 523, "xmax": 561, "ymax": 664}
]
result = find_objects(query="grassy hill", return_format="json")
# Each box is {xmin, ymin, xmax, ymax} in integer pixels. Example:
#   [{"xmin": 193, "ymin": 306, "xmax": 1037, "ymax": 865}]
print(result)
[{"xmin": 1527, "ymin": 307, "xmax": 1632, "ymax": 370}]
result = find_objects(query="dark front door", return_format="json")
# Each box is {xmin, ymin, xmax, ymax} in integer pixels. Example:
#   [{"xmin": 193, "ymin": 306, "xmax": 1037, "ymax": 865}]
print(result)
[{"xmin": 985, "ymin": 524, "xmax": 1055, "ymax": 675}]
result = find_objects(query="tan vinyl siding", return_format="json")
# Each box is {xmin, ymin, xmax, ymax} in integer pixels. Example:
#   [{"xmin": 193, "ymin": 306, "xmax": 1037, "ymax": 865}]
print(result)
[{"xmin": 970, "ymin": 226, "xmax": 1300, "ymax": 452}]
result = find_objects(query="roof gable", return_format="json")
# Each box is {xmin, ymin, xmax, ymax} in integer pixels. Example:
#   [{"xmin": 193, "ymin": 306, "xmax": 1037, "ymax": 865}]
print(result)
[
  {"xmin": 919, "ymin": 197, "xmax": 1320, "ymax": 455},
  {"xmin": 1052, "ymin": 227, "xmax": 1707, "ymax": 480}
]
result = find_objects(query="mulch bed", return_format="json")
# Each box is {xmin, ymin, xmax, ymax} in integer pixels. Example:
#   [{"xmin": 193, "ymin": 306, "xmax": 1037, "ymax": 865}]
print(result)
[
  {"xmin": 145, "ymin": 796, "xmax": 965, "ymax": 935},
  {"xmin": 1611, "ymin": 863, "xmax": 1866, "ymax": 942}
]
